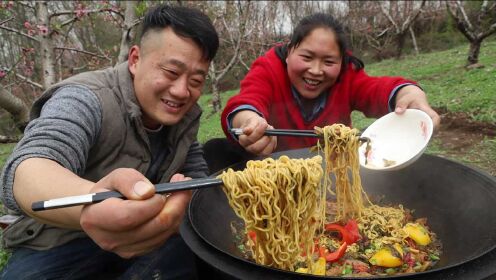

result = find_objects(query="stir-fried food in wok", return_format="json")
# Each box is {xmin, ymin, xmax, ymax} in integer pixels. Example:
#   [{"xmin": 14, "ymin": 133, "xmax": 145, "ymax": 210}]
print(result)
[{"xmin": 219, "ymin": 124, "xmax": 442, "ymax": 276}]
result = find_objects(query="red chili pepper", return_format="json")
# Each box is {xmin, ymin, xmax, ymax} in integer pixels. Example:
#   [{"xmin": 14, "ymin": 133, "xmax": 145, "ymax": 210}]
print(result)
[
  {"xmin": 322, "ymin": 242, "xmax": 348, "ymax": 262},
  {"xmin": 247, "ymin": 230, "xmax": 256, "ymax": 243},
  {"xmin": 344, "ymin": 219, "xmax": 361, "ymax": 244},
  {"xmin": 325, "ymin": 223, "xmax": 353, "ymax": 245}
]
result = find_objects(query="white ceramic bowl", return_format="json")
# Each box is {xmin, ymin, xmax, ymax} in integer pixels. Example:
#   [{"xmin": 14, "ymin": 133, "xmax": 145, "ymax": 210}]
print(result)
[{"xmin": 358, "ymin": 109, "xmax": 433, "ymax": 171}]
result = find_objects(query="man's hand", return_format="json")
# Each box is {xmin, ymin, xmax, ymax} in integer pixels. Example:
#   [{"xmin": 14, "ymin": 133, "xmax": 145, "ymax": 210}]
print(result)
[
  {"xmin": 80, "ymin": 169, "xmax": 192, "ymax": 258},
  {"xmin": 232, "ymin": 110, "xmax": 277, "ymax": 156},
  {"xmin": 395, "ymin": 85, "xmax": 441, "ymax": 130}
]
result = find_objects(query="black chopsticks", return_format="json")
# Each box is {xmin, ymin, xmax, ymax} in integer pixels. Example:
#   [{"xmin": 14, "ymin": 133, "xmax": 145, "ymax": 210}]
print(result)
[
  {"xmin": 32, "ymin": 178, "xmax": 223, "ymax": 211},
  {"xmin": 230, "ymin": 128, "xmax": 370, "ymax": 142},
  {"xmin": 231, "ymin": 128, "xmax": 318, "ymax": 138}
]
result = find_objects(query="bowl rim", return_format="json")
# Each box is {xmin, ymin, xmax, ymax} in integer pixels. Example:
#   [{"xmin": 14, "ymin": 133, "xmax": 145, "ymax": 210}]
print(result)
[{"xmin": 359, "ymin": 109, "xmax": 434, "ymax": 171}]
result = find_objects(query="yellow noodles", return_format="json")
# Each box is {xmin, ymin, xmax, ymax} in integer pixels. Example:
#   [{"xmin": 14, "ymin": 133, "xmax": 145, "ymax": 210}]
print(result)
[
  {"xmin": 218, "ymin": 155, "xmax": 324, "ymax": 271},
  {"xmin": 220, "ymin": 124, "xmax": 423, "ymax": 274},
  {"xmin": 316, "ymin": 124, "xmax": 409, "ymax": 244},
  {"xmin": 315, "ymin": 124, "xmax": 371, "ymax": 221},
  {"xmin": 358, "ymin": 204, "xmax": 409, "ymax": 247}
]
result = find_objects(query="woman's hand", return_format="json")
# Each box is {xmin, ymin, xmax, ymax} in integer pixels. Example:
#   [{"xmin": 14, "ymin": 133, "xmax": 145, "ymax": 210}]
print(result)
[
  {"xmin": 232, "ymin": 110, "xmax": 277, "ymax": 156},
  {"xmin": 80, "ymin": 169, "xmax": 191, "ymax": 258},
  {"xmin": 395, "ymin": 85, "xmax": 441, "ymax": 130}
]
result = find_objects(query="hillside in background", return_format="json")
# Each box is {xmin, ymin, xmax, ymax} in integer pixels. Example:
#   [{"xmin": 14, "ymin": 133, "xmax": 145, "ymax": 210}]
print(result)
[{"xmin": 197, "ymin": 39, "xmax": 496, "ymax": 175}]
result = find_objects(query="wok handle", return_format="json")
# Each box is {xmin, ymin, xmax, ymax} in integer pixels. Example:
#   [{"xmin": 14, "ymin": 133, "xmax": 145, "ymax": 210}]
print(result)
[{"xmin": 31, "ymin": 178, "xmax": 223, "ymax": 211}]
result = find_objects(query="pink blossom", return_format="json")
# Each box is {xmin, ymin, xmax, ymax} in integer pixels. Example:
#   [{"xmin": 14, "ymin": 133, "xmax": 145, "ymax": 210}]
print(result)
[
  {"xmin": 22, "ymin": 47, "xmax": 35, "ymax": 54},
  {"xmin": 75, "ymin": 3, "xmax": 87, "ymax": 18},
  {"xmin": 24, "ymin": 21, "xmax": 32, "ymax": 30},
  {"xmin": 23, "ymin": 66, "xmax": 33, "ymax": 77},
  {"xmin": 37, "ymin": 25, "xmax": 48, "ymax": 35},
  {"xmin": 0, "ymin": 70, "xmax": 6, "ymax": 78}
]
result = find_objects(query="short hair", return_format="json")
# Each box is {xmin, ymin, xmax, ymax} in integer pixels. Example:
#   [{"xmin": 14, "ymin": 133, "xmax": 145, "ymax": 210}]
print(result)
[
  {"xmin": 140, "ymin": 4, "xmax": 219, "ymax": 62},
  {"xmin": 288, "ymin": 13, "xmax": 363, "ymax": 70}
]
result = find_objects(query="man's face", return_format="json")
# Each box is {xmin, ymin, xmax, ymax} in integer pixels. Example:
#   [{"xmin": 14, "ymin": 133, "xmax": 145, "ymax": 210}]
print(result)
[{"xmin": 129, "ymin": 28, "xmax": 209, "ymax": 128}]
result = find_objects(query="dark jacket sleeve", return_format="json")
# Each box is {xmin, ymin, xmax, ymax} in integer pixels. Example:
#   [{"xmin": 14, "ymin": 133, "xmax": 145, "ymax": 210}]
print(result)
[{"xmin": 180, "ymin": 141, "xmax": 209, "ymax": 179}]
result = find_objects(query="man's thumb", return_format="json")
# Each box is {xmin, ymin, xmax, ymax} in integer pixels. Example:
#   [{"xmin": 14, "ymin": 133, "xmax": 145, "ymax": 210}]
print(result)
[{"xmin": 132, "ymin": 180, "xmax": 154, "ymax": 199}]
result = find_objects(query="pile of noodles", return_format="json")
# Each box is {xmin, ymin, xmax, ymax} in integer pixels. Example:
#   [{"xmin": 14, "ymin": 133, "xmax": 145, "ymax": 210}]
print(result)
[
  {"xmin": 220, "ymin": 124, "xmax": 414, "ymax": 272},
  {"xmin": 315, "ymin": 124, "xmax": 369, "ymax": 221},
  {"xmin": 219, "ymin": 155, "xmax": 324, "ymax": 271},
  {"xmin": 316, "ymin": 124, "xmax": 410, "ymax": 254}
]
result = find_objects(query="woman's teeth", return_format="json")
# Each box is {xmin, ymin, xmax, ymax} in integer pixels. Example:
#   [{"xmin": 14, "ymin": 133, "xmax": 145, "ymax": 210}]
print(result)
[
  {"xmin": 165, "ymin": 100, "xmax": 181, "ymax": 108},
  {"xmin": 303, "ymin": 78, "xmax": 321, "ymax": 86}
]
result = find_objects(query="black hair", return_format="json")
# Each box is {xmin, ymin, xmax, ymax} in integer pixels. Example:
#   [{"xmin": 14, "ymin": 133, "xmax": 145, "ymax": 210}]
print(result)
[
  {"xmin": 287, "ymin": 13, "xmax": 363, "ymax": 70},
  {"xmin": 140, "ymin": 4, "xmax": 219, "ymax": 61}
]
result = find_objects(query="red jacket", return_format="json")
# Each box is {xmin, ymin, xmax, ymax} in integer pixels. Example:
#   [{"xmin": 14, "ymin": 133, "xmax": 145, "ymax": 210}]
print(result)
[{"xmin": 221, "ymin": 47, "xmax": 416, "ymax": 152}]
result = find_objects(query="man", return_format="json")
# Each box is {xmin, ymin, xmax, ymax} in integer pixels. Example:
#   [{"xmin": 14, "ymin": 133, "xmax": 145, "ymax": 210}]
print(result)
[{"xmin": 0, "ymin": 4, "xmax": 218, "ymax": 279}]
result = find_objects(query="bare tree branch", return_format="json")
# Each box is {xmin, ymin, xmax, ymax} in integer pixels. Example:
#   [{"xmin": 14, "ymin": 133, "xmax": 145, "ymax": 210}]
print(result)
[
  {"xmin": 380, "ymin": 2, "xmax": 399, "ymax": 32},
  {"xmin": 59, "ymin": 16, "xmax": 79, "ymax": 29},
  {"xmin": 0, "ymin": 84, "xmax": 29, "ymax": 131},
  {"xmin": 0, "ymin": 135, "xmax": 21, "ymax": 143},
  {"xmin": 116, "ymin": 1, "xmax": 138, "ymax": 64},
  {"xmin": 14, "ymin": 72, "xmax": 43, "ymax": 89},
  {"xmin": 49, "ymin": 8, "xmax": 124, "ymax": 20},
  {"xmin": 54, "ymin": 47, "xmax": 111, "ymax": 60},
  {"xmin": 0, "ymin": 56, "xmax": 25, "ymax": 78},
  {"xmin": 480, "ymin": 22, "xmax": 496, "ymax": 40},
  {"xmin": 0, "ymin": 25, "xmax": 40, "ymax": 42},
  {"xmin": 409, "ymin": 26, "xmax": 419, "ymax": 55},
  {"xmin": 456, "ymin": 0, "xmax": 473, "ymax": 30},
  {"xmin": 446, "ymin": 0, "xmax": 495, "ymax": 65},
  {"xmin": 446, "ymin": 2, "xmax": 476, "ymax": 41},
  {"xmin": 54, "ymin": 21, "xmax": 77, "ymax": 62},
  {"xmin": 17, "ymin": 1, "xmax": 35, "ymax": 10},
  {"xmin": 238, "ymin": 54, "xmax": 250, "ymax": 71},
  {"xmin": 0, "ymin": 17, "xmax": 15, "ymax": 26}
]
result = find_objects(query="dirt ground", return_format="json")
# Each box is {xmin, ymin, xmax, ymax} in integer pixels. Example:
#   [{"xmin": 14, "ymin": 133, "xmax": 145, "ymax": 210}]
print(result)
[{"xmin": 433, "ymin": 107, "xmax": 496, "ymax": 176}]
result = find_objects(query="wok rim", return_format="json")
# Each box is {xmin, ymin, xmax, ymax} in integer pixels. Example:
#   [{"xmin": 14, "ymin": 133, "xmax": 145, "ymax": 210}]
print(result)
[{"xmin": 187, "ymin": 151, "xmax": 496, "ymax": 279}]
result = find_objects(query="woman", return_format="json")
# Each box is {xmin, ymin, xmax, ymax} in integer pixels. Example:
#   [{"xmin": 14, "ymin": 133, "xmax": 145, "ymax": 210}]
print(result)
[{"xmin": 205, "ymin": 13, "xmax": 440, "ymax": 173}]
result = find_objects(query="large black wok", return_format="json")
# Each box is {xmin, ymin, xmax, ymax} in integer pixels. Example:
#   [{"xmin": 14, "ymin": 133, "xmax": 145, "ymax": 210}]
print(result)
[{"xmin": 181, "ymin": 148, "xmax": 496, "ymax": 279}]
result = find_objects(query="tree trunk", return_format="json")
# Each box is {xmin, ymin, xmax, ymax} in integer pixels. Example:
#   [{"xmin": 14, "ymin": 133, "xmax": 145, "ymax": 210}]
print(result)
[
  {"xmin": 467, "ymin": 40, "xmax": 481, "ymax": 66},
  {"xmin": 409, "ymin": 27, "xmax": 419, "ymax": 55},
  {"xmin": 0, "ymin": 85, "xmax": 29, "ymax": 132},
  {"xmin": 116, "ymin": 1, "xmax": 138, "ymax": 65},
  {"xmin": 210, "ymin": 81, "xmax": 221, "ymax": 114},
  {"xmin": 0, "ymin": 135, "xmax": 20, "ymax": 143},
  {"xmin": 395, "ymin": 33, "xmax": 406, "ymax": 59},
  {"xmin": 36, "ymin": 1, "xmax": 56, "ymax": 87}
]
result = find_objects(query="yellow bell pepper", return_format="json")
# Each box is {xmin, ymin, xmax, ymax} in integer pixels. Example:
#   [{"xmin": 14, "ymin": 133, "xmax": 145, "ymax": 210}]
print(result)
[
  {"xmin": 369, "ymin": 247, "xmax": 402, "ymax": 267},
  {"xmin": 295, "ymin": 257, "xmax": 326, "ymax": 276},
  {"xmin": 393, "ymin": 243, "xmax": 404, "ymax": 257},
  {"xmin": 295, "ymin": 267, "xmax": 308, "ymax": 274},
  {"xmin": 403, "ymin": 223, "xmax": 431, "ymax": 246},
  {"xmin": 313, "ymin": 257, "xmax": 326, "ymax": 276}
]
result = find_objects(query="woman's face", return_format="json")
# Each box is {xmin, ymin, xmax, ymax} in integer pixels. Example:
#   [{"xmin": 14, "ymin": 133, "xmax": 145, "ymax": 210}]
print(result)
[{"xmin": 286, "ymin": 27, "xmax": 342, "ymax": 100}]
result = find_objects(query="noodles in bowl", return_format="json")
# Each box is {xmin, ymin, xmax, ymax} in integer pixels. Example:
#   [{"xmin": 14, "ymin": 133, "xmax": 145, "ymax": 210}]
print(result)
[{"xmin": 218, "ymin": 124, "xmax": 442, "ymax": 277}]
